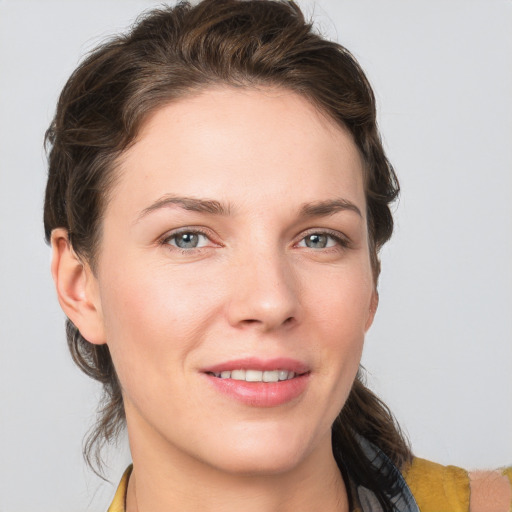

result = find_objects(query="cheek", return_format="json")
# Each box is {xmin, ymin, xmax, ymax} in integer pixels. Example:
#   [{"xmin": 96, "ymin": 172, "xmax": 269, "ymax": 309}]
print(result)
[
  {"xmin": 306, "ymin": 264, "xmax": 374, "ymax": 339},
  {"xmin": 303, "ymin": 264, "xmax": 372, "ymax": 394},
  {"xmin": 97, "ymin": 261, "xmax": 224, "ymax": 382}
]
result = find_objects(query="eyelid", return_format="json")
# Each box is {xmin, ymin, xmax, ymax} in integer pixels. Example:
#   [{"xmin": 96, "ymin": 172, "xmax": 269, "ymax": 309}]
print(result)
[
  {"xmin": 294, "ymin": 228, "xmax": 351, "ymax": 248},
  {"xmin": 157, "ymin": 226, "xmax": 350, "ymax": 251},
  {"xmin": 159, "ymin": 226, "xmax": 220, "ymax": 248}
]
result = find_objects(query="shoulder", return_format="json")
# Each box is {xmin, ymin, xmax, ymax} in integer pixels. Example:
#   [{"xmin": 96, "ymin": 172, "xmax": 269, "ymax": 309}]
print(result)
[
  {"xmin": 403, "ymin": 457, "xmax": 470, "ymax": 512},
  {"xmin": 468, "ymin": 467, "xmax": 512, "ymax": 512},
  {"xmin": 402, "ymin": 457, "xmax": 512, "ymax": 512}
]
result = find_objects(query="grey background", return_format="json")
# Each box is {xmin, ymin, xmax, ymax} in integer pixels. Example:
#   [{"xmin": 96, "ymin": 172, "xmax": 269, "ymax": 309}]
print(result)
[{"xmin": 0, "ymin": 0, "xmax": 511, "ymax": 510}]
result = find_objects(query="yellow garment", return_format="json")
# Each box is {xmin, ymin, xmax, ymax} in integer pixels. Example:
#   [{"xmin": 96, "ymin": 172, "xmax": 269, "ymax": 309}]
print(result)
[
  {"xmin": 403, "ymin": 457, "xmax": 470, "ymax": 512},
  {"xmin": 108, "ymin": 459, "xmax": 512, "ymax": 511},
  {"xmin": 503, "ymin": 465, "xmax": 512, "ymax": 487},
  {"xmin": 502, "ymin": 466, "xmax": 512, "ymax": 512},
  {"xmin": 107, "ymin": 465, "xmax": 132, "ymax": 512}
]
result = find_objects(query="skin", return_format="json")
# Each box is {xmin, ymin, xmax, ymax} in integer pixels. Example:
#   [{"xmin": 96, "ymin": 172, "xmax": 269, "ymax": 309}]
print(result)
[
  {"xmin": 51, "ymin": 86, "xmax": 511, "ymax": 511},
  {"xmin": 469, "ymin": 471, "xmax": 511, "ymax": 512},
  {"xmin": 52, "ymin": 86, "xmax": 378, "ymax": 512}
]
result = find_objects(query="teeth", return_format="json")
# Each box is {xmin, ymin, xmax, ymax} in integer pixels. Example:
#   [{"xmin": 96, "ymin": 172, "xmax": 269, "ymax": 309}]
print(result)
[
  {"xmin": 246, "ymin": 370, "xmax": 263, "ymax": 382},
  {"xmin": 214, "ymin": 369, "xmax": 297, "ymax": 382},
  {"xmin": 279, "ymin": 370, "xmax": 291, "ymax": 380},
  {"xmin": 263, "ymin": 370, "xmax": 279, "ymax": 382},
  {"xmin": 231, "ymin": 369, "xmax": 245, "ymax": 380}
]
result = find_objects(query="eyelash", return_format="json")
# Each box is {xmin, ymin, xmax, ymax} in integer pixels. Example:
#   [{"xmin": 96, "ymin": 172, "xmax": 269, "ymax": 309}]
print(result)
[
  {"xmin": 159, "ymin": 227, "xmax": 350, "ymax": 255},
  {"xmin": 159, "ymin": 227, "xmax": 217, "ymax": 253},
  {"xmin": 295, "ymin": 229, "xmax": 350, "ymax": 251}
]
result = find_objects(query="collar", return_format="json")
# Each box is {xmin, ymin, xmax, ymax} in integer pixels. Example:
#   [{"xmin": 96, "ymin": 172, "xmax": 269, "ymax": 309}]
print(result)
[
  {"xmin": 349, "ymin": 436, "xmax": 420, "ymax": 512},
  {"xmin": 107, "ymin": 437, "xmax": 420, "ymax": 512}
]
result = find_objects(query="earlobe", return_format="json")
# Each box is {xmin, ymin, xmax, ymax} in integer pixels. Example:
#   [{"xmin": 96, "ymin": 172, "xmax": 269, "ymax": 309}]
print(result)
[
  {"xmin": 365, "ymin": 290, "xmax": 379, "ymax": 332},
  {"xmin": 50, "ymin": 228, "xmax": 106, "ymax": 345}
]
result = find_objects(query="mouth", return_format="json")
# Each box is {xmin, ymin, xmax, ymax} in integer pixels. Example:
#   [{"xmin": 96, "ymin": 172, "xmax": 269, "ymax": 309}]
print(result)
[
  {"xmin": 202, "ymin": 357, "xmax": 310, "ymax": 380},
  {"xmin": 207, "ymin": 369, "xmax": 302, "ymax": 382},
  {"xmin": 202, "ymin": 358, "xmax": 310, "ymax": 407}
]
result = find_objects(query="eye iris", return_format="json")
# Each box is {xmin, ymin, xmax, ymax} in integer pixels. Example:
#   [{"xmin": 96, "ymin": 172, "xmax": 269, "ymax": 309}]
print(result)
[
  {"xmin": 306, "ymin": 234, "xmax": 328, "ymax": 248},
  {"xmin": 175, "ymin": 232, "xmax": 199, "ymax": 249}
]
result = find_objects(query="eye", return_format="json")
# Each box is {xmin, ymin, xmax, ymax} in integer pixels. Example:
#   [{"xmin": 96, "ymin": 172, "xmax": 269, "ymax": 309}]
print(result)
[
  {"xmin": 164, "ymin": 230, "xmax": 211, "ymax": 250},
  {"xmin": 297, "ymin": 232, "xmax": 345, "ymax": 249}
]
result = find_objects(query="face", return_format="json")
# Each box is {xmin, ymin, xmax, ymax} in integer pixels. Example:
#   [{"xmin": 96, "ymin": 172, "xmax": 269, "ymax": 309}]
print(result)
[{"xmin": 85, "ymin": 87, "xmax": 377, "ymax": 476}]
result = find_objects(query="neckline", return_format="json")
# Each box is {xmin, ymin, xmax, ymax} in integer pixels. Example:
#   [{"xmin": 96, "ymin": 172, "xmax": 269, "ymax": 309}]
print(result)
[{"xmin": 107, "ymin": 437, "xmax": 419, "ymax": 512}]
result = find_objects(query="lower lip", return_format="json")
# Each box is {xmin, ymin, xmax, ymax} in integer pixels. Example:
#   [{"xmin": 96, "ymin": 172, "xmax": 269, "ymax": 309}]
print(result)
[{"xmin": 204, "ymin": 373, "xmax": 310, "ymax": 407}]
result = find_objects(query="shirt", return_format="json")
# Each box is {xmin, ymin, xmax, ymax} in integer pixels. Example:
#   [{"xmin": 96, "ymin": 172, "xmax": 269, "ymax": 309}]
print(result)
[{"xmin": 107, "ymin": 437, "xmax": 421, "ymax": 511}]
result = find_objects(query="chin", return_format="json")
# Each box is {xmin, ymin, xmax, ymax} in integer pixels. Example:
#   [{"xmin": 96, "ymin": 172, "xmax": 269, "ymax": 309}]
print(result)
[
  {"xmin": 195, "ymin": 423, "xmax": 326, "ymax": 477},
  {"xmin": 211, "ymin": 447, "xmax": 309, "ymax": 477}
]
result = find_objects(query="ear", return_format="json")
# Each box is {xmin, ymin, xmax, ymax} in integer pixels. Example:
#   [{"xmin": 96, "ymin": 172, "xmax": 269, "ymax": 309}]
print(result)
[
  {"xmin": 50, "ymin": 228, "xmax": 106, "ymax": 345},
  {"xmin": 364, "ymin": 289, "xmax": 379, "ymax": 332}
]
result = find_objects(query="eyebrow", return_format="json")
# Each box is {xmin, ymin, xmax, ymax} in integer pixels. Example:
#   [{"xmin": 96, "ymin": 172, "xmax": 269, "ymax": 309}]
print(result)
[
  {"xmin": 137, "ymin": 195, "xmax": 231, "ymax": 221},
  {"xmin": 299, "ymin": 198, "xmax": 363, "ymax": 218},
  {"xmin": 136, "ymin": 195, "xmax": 362, "ymax": 222}
]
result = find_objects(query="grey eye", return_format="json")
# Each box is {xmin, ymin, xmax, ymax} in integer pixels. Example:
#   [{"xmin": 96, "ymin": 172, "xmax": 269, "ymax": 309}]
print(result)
[
  {"xmin": 172, "ymin": 232, "xmax": 203, "ymax": 249},
  {"xmin": 304, "ymin": 234, "xmax": 329, "ymax": 248}
]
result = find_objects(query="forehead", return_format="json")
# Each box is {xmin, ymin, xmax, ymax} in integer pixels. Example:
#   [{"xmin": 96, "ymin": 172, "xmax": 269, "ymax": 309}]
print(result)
[{"xmin": 112, "ymin": 86, "xmax": 365, "ymax": 216}]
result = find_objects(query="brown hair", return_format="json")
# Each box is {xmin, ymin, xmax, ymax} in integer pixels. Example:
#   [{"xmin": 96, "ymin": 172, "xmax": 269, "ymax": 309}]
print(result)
[{"xmin": 44, "ymin": 0, "xmax": 410, "ymax": 506}]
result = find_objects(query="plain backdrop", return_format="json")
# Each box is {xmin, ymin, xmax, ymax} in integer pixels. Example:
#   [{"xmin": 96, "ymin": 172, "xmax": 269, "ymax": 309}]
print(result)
[{"xmin": 0, "ymin": 1, "xmax": 511, "ymax": 510}]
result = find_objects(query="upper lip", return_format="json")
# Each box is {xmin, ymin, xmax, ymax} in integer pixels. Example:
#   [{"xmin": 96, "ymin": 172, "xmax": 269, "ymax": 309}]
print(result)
[{"xmin": 201, "ymin": 357, "xmax": 310, "ymax": 375}]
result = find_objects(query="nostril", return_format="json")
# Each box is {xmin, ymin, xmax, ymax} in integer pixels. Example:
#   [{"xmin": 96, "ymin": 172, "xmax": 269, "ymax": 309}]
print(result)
[
  {"xmin": 239, "ymin": 316, "xmax": 295, "ymax": 328},
  {"xmin": 241, "ymin": 318, "xmax": 260, "ymax": 325}
]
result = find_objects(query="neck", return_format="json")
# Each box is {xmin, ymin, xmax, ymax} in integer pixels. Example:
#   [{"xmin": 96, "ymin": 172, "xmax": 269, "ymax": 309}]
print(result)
[{"xmin": 125, "ymin": 418, "xmax": 349, "ymax": 512}]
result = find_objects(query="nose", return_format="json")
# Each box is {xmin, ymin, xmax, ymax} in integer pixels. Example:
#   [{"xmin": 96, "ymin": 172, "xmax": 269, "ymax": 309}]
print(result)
[{"xmin": 225, "ymin": 251, "xmax": 301, "ymax": 332}]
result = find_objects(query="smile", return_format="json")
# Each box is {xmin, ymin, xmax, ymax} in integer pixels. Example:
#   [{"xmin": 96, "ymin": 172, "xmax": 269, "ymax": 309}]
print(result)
[
  {"xmin": 208, "ymin": 369, "xmax": 297, "ymax": 382},
  {"xmin": 202, "ymin": 358, "xmax": 310, "ymax": 407}
]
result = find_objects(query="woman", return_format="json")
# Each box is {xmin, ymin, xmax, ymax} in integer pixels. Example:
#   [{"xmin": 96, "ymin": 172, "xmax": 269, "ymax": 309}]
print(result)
[{"xmin": 44, "ymin": 1, "xmax": 511, "ymax": 510}]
